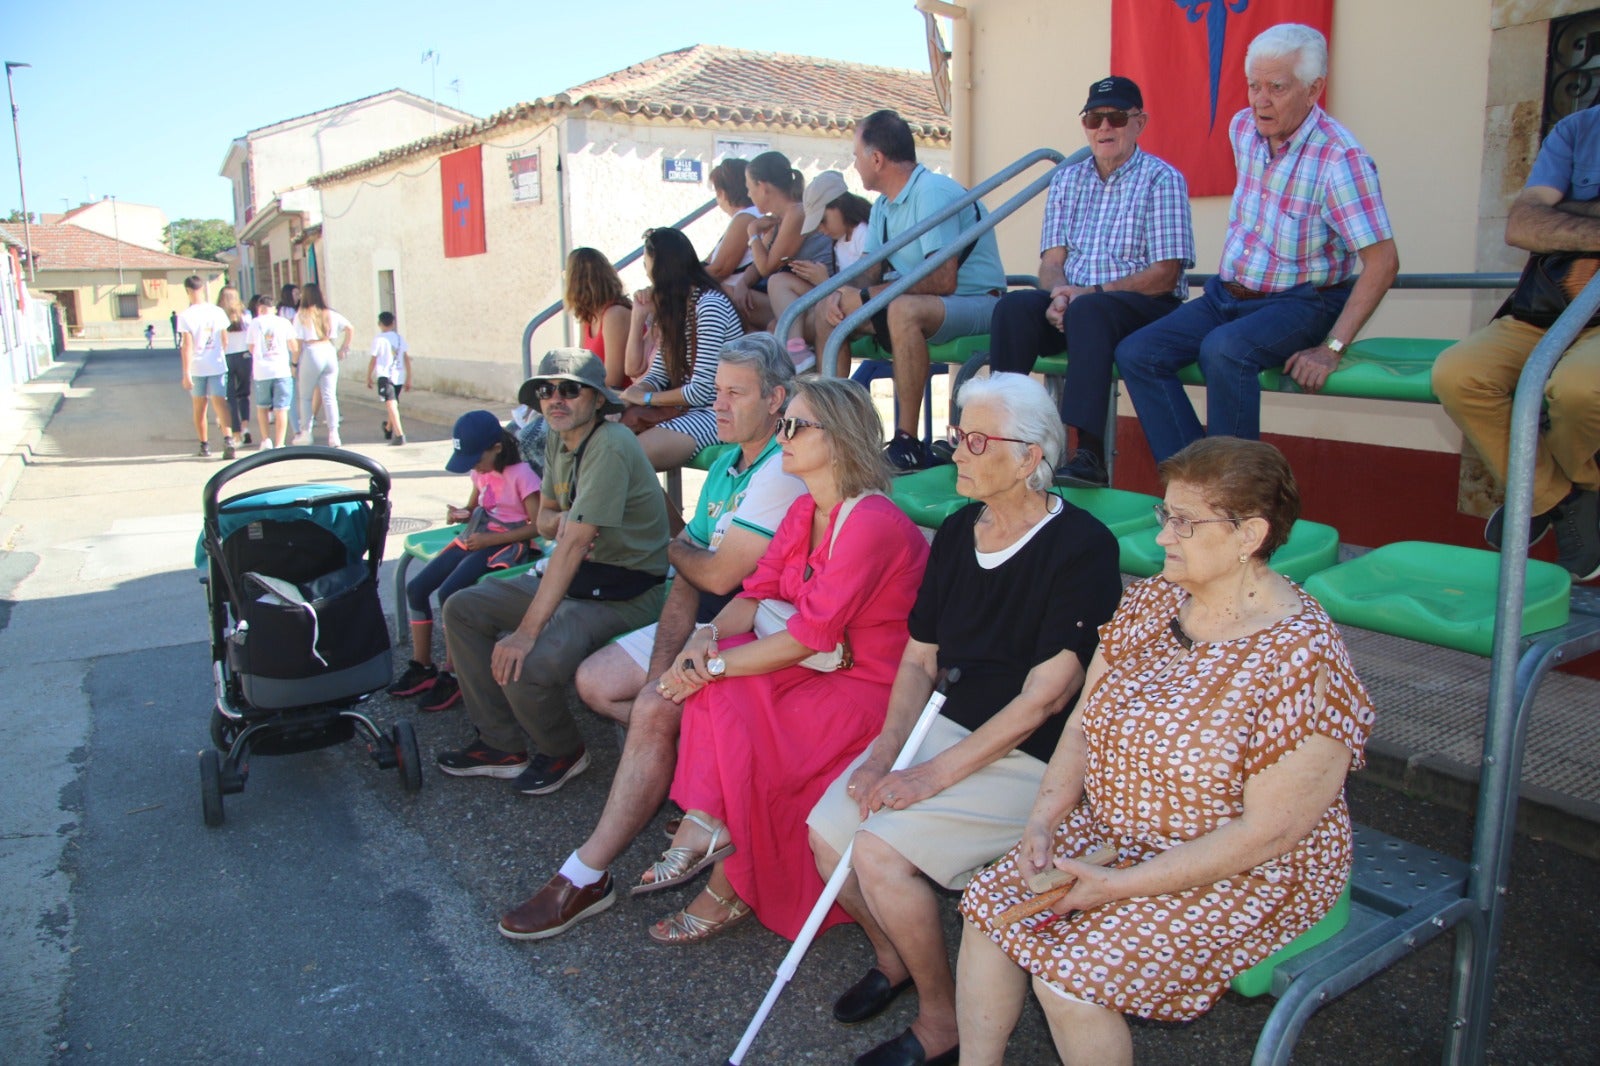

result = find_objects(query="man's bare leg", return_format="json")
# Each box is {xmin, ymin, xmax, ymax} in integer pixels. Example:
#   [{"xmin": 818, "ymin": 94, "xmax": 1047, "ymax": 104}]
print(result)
[{"xmin": 886, "ymin": 295, "xmax": 947, "ymax": 438}]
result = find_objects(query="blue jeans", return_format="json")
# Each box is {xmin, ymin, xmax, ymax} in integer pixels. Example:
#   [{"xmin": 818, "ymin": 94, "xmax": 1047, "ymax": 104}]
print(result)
[
  {"xmin": 406, "ymin": 543, "xmax": 496, "ymax": 622},
  {"xmin": 1113, "ymin": 275, "xmax": 1350, "ymax": 462}
]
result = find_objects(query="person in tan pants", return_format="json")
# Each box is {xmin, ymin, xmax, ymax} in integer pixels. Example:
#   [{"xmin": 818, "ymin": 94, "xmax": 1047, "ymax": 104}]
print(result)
[{"xmin": 1433, "ymin": 106, "xmax": 1600, "ymax": 581}]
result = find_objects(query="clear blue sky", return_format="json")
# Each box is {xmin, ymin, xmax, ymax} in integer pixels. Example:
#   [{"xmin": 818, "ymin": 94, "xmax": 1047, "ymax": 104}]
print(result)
[{"xmin": 4, "ymin": 1, "xmax": 935, "ymax": 225}]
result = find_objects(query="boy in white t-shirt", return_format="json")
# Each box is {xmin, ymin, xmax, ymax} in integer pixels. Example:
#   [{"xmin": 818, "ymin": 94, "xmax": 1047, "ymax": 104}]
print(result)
[
  {"xmin": 245, "ymin": 295, "xmax": 301, "ymax": 449},
  {"xmin": 366, "ymin": 310, "xmax": 412, "ymax": 446},
  {"xmin": 175, "ymin": 275, "xmax": 237, "ymax": 458}
]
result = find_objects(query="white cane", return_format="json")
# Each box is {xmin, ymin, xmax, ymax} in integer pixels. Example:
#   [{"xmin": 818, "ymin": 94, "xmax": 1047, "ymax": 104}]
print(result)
[{"xmin": 725, "ymin": 667, "xmax": 962, "ymax": 1065}]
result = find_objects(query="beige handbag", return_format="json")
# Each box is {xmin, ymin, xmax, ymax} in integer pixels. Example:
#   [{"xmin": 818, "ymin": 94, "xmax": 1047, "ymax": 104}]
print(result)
[{"xmin": 752, "ymin": 493, "xmax": 879, "ymax": 672}]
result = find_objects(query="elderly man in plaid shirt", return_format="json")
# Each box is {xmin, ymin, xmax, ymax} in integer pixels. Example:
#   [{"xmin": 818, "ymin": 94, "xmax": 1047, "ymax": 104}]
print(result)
[
  {"xmin": 1116, "ymin": 23, "xmax": 1400, "ymax": 463},
  {"xmin": 988, "ymin": 75, "xmax": 1195, "ymax": 487}
]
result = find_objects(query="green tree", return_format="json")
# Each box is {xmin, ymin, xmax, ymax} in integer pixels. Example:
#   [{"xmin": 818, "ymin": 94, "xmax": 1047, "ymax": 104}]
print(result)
[
  {"xmin": 4, "ymin": 209, "xmax": 36, "ymax": 223},
  {"xmin": 164, "ymin": 218, "xmax": 235, "ymax": 261}
]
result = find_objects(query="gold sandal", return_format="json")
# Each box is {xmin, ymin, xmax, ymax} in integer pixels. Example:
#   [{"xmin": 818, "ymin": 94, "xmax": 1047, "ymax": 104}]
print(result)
[
  {"xmin": 631, "ymin": 812, "xmax": 735, "ymax": 896},
  {"xmin": 648, "ymin": 884, "xmax": 752, "ymax": 945}
]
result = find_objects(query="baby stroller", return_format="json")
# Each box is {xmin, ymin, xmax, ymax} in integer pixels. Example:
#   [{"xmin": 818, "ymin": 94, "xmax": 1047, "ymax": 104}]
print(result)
[{"xmin": 198, "ymin": 446, "xmax": 420, "ymax": 826}]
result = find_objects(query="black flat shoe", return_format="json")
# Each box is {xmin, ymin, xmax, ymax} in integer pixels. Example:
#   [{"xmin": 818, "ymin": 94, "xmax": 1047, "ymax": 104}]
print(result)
[
  {"xmin": 833, "ymin": 967, "xmax": 913, "ymax": 1024},
  {"xmin": 854, "ymin": 1027, "xmax": 958, "ymax": 1066}
]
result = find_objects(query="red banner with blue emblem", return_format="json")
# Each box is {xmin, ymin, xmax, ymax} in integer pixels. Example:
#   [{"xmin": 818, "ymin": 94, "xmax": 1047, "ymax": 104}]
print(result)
[
  {"xmin": 440, "ymin": 145, "xmax": 487, "ymax": 258},
  {"xmin": 1111, "ymin": 0, "xmax": 1334, "ymax": 197}
]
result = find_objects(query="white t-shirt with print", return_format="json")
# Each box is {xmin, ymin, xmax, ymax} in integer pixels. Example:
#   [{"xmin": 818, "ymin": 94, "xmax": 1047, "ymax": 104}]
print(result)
[
  {"xmin": 247, "ymin": 314, "xmax": 298, "ymax": 380},
  {"xmin": 370, "ymin": 330, "xmax": 409, "ymax": 385},
  {"xmin": 177, "ymin": 302, "xmax": 231, "ymax": 377}
]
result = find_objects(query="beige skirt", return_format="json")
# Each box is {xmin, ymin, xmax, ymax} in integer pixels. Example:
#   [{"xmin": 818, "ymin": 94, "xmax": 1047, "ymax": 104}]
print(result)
[{"xmin": 806, "ymin": 715, "xmax": 1048, "ymax": 889}]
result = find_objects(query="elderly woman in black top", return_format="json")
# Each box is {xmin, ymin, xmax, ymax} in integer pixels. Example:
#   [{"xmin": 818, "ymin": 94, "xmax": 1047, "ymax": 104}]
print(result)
[{"xmin": 807, "ymin": 373, "xmax": 1123, "ymax": 1066}]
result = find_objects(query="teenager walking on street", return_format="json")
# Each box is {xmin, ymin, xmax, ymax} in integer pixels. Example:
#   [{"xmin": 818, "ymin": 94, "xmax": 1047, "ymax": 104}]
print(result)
[
  {"xmin": 292, "ymin": 284, "xmax": 352, "ymax": 447},
  {"xmin": 176, "ymin": 275, "xmax": 238, "ymax": 459}
]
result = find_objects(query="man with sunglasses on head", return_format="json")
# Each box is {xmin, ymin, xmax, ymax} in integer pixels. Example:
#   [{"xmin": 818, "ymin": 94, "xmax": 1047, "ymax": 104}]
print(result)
[
  {"xmin": 436, "ymin": 349, "xmax": 671, "ymax": 798},
  {"xmin": 494, "ymin": 335, "xmax": 807, "ymax": 940},
  {"xmin": 1115, "ymin": 22, "xmax": 1399, "ymax": 464},
  {"xmin": 988, "ymin": 75, "xmax": 1194, "ymax": 488}
]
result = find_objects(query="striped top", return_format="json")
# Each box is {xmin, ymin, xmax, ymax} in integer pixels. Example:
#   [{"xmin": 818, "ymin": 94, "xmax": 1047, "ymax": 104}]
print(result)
[
  {"xmin": 637, "ymin": 288, "xmax": 744, "ymax": 408},
  {"xmin": 1218, "ymin": 105, "xmax": 1393, "ymax": 292},
  {"xmin": 1040, "ymin": 148, "xmax": 1195, "ymax": 300}
]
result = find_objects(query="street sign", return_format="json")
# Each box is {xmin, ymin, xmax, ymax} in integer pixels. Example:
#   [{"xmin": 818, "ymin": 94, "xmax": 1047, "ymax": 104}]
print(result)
[{"xmin": 662, "ymin": 158, "xmax": 703, "ymax": 184}]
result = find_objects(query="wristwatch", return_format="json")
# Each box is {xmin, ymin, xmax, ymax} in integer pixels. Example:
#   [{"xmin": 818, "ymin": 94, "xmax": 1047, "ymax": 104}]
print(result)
[
  {"xmin": 858, "ymin": 287, "xmax": 872, "ymax": 308},
  {"xmin": 643, "ymin": 391, "xmax": 653, "ymax": 406},
  {"xmin": 1324, "ymin": 336, "xmax": 1347, "ymax": 355},
  {"xmin": 706, "ymin": 656, "xmax": 727, "ymax": 679}
]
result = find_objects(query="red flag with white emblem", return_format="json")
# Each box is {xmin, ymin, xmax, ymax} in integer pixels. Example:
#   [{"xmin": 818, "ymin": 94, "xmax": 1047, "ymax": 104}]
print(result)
[{"xmin": 440, "ymin": 145, "xmax": 487, "ymax": 258}]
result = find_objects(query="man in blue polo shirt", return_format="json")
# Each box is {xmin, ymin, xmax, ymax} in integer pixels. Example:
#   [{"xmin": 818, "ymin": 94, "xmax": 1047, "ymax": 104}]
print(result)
[
  {"xmin": 1434, "ymin": 104, "xmax": 1600, "ymax": 580},
  {"xmin": 494, "ymin": 334, "xmax": 806, "ymax": 940},
  {"xmin": 989, "ymin": 76, "xmax": 1194, "ymax": 487},
  {"xmin": 812, "ymin": 109, "xmax": 1008, "ymax": 471}
]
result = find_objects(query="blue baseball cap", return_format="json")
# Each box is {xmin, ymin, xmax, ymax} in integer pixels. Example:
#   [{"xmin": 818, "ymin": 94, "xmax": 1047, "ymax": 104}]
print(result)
[{"xmin": 446, "ymin": 410, "xmax": 505, "ymax": 473}]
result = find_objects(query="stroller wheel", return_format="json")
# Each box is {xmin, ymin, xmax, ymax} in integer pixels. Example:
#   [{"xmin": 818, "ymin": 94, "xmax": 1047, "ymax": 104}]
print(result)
[
  {"xmin": 199, "ymin": 750, "xmax": 226, "ymax": 827},
  {"xmin": 393, "ymin": 721, "xmax": 423, "ymax": 793}
]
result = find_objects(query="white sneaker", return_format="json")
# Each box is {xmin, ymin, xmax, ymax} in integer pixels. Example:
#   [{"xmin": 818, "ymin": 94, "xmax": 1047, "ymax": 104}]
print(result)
[
  {"xmin": 327, "ymin": 434, "xmax": 342, "ymax": 448},
  {"xmin": 290, "ymin": 432, "xmax": 311, "ymax": 446},
  {"xmin": 785, "ymin": 337, "xmax": 817, "ymax": 374},
  {"xmin": 260, "ymin": 439, "xmax": 275, "ymax": 450}
]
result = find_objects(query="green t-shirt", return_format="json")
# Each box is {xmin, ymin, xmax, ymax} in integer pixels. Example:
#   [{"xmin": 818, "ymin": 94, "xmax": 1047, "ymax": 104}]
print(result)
[{"xmin": 544, "ymin": 420, "xmax": 670, "ymax": 575}]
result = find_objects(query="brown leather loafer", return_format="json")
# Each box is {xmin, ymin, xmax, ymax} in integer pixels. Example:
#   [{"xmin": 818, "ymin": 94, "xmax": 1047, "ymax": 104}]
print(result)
[{"xmin": 498, "ymin": 872, "xmax": 615, "ymax": 941}]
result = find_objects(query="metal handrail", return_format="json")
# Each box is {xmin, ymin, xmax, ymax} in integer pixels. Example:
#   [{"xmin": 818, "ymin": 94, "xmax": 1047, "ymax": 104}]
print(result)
[
  {"xmin": 519, "ymin": 197, "xmax": 721, "ymax": 380},
  {"xmin": 1440, "ymin": 270, "xmax": 1600, "ymax": 1063},
  {"xmin": 772, "ymin": 147, "xmax": 1085, "ymax": 369}
]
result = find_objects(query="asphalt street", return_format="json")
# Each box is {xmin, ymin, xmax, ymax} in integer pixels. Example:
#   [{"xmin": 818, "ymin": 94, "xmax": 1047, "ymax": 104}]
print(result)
[{"xmin": 1, "ymin": 348, "xmax": 1597, "ymax": 1064}]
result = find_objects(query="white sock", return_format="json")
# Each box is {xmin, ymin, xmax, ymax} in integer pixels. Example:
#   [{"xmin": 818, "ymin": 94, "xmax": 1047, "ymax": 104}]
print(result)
[{"xmin": 559, "ymin": 851, "xmax": 605, "ymax": 888}]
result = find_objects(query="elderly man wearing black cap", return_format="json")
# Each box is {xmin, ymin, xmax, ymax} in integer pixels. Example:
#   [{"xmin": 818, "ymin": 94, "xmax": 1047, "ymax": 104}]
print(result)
[
  {"xmin": 436, "ymin": 348, "xmax": 671, "ymax": 796},
  {"xmin": 987, "ymin": 75, "xmax": 1195, "ymax": 487}
]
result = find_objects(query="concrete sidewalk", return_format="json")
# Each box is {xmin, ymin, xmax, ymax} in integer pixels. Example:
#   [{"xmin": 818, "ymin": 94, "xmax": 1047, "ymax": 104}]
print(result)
[{"xmin": 0, "ymin": 353, "xmax": 81, "ymax": 514}]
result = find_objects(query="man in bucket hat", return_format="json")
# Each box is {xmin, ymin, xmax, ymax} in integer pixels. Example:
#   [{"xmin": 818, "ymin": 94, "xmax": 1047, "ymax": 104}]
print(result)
[{"xmin": 436, "ymin": 348, "xmax": 671, "ymax": 798}]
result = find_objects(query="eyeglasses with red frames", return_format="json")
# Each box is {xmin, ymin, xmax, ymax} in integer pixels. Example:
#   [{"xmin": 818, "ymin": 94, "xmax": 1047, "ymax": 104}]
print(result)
[
  {"xmin": 1081, "ymin": 109, "xmax": 1138, "ymax": 130},
  {"xmin": 778, "ymin": 416, "xmax": 825, "ymax": 440},
  {"xmin": 946, "ymin": 426, "xmax": 1033, "ymax": 456}
]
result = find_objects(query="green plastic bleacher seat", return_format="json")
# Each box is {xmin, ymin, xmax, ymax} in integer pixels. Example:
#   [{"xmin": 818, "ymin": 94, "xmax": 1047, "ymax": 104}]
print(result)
[
  {"xmin": 401, "ymin": 523, "xmax": 466, "ymax": 562},
  {"xmin": 1304, "ymin": 541, "xmax": 1572, "ymax": 657},
  {"xmin": 1230, "ymin": 883, "xmax": 1353, "ymax": 998},
  {"xmin": 888, "ymin": 466, "xmax": 1162, "ymax": 535},
  {"xmin": 688, "ymin": 443, "xmax": 737, "ymax": 472},
  {"xmin": 1118, "ymin": 518, "xmax": 1342, "ymax": 582},
  {"xmin": 851, "ymin": 333, "xmax": 992, "ymax": 367},
  {"xmin": 1314, "ymin": 337, "xmax": 1451, "ymax": 402}
]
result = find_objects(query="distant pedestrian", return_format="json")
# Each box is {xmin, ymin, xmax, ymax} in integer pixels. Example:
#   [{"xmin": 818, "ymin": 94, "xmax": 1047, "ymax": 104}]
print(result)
[
  {"xmin": 291, "ymin": 283, "xmax": 352, "ymax": 447},
  {"xmin": 278, "ymin": 284, "xmax": 303, "ymax": 433},
  {"xmin": 143, "ymin": 324, "xmax": 155, "ymax": 349},
  {"xmin": 245, "ymin": 295, "xmax": 299, "ymax": 449},
  {"xmin": 168, "ymin": 310, "xmax": 178, "ymax": 349},
  {"xmin": 367, "ymin": 310, "xmax": 411, "ymax": 446},
  {"xmin": 219, "ymin": 286, "xmax": 253, "ymax": 446},
  {"xmin": 176, "ymin": 275, "xmax": 238, "ymax": 459}
]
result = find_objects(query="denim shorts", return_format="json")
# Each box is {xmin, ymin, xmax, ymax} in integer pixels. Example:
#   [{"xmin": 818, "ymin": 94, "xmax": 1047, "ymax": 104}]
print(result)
[
  {"xmin": 253, "ymin": 377, "xmax": 292, "ymax": 409},
  {"xmin": 190, "ymin": 373, "xmax": 227, "ymax": 399}
]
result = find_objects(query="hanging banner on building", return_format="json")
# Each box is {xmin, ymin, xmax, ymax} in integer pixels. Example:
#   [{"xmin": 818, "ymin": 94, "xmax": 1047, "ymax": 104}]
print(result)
[
  {"xmin": 508, "ymin": 150, "xmax": 541, "ymax": 204},
  {"xmin": 440, "ymin": 145, "xmax": 487, "ymax": 257},
  {"xmin": 662, "ymin": 158, "xmax": 704, "ymax": 184},
  {"xmin": 142, "ymin": 277, "xmax": 167, "ymax": 301},
  {"xmin": 1110, "ymin": 0, "xmax": 1334, "ymax": 197}
]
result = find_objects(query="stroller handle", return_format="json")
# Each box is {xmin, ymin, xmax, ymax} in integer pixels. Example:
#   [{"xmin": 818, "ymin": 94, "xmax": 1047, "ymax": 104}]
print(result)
[{"xmin": 202, "ymin": 446, "xmax": 392, "ymax": 522}]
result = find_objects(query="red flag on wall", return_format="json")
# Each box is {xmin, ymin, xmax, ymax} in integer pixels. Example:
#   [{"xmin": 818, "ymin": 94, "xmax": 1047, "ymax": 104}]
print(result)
[
  {"xmin": 440, "ymin": 145, "xmax": 487, "ymax": 258},
  {"xmin": 1110, "ymin": 1, "xmax": 1334, "ymax": 197}
]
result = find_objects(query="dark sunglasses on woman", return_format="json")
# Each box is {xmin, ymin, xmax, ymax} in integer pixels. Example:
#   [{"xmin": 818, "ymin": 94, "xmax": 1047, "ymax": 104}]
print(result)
[{"xmin": 777, "ymin": 416, "xmax": 825, "ymax": 440}]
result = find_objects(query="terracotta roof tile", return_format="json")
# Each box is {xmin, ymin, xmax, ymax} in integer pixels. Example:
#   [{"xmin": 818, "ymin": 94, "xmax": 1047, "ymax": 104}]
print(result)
[
  {"xmin": 314, "ymin": 44, "xmax": 946, "ymax": 186},
  {"xmin": 0, "ymin": 223, "xmax": 221, "ymax": 273}
]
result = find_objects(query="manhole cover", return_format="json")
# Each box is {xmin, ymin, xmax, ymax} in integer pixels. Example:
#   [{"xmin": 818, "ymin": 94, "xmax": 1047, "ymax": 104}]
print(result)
[{"xmin": 389, "ymin": 517, "xmax": 433, "ymax": 535}]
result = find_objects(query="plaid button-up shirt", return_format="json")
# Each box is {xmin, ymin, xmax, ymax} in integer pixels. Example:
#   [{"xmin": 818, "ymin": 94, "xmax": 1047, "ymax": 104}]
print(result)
[
  {"xmin": 1218, "ymin": 105, "xmax": 1393, "ymax": 291},
  {"xmin": 1040, "ymin": 148, "xmax": 1195, "ymax": 300}
]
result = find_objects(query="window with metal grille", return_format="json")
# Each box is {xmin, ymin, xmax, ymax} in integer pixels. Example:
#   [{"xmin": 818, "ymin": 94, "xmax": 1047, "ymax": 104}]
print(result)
[{"xmin": 1547, "ymin": 9, "xmax": 1600, "ymax": 135}]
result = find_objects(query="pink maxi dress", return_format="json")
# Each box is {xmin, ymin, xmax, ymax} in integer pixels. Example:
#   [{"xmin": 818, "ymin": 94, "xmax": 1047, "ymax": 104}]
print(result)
[{"xmin": 670, "ymin": 494, "xmax": 929, "ymax": 939}]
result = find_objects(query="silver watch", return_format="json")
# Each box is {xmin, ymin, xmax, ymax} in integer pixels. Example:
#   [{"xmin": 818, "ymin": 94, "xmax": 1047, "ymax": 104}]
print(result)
[
  {"xmin": 706, "ymin": 656, "xmax": 727, "ymax": 678},
  {"xmin": 1324, "ymin": 336, "xmax": 1347, "ymax": 355}
]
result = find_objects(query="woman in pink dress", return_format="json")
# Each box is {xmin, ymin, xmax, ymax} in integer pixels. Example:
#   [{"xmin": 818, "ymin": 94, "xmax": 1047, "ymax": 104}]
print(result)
[{"xmin": 639, "ymin": 377, "xmax": 930, "ymax": 944}]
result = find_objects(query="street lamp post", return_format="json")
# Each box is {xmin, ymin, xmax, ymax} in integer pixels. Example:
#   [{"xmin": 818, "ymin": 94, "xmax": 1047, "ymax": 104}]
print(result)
[{"xmin": 5, "ymin": 60, "xmax": 35, "ymax": 284}]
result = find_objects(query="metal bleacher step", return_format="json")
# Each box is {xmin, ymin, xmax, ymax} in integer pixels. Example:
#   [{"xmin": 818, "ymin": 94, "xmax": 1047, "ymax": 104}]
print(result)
[{"xmin": 1265, "ymin": 824, "xmax": 1469, "ymax": 998}]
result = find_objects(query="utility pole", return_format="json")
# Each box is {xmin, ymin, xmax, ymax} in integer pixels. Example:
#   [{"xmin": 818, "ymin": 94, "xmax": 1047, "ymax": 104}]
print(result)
[
  {"xmin": 107, "ymin": 194, "xmax": 122, "ymax": 288},
  {"xmin": 5, "ymin": 60, "xmax": 35, "ymax": 283},
  {"xmin": 421, "ymin": 50, "xmax": 439, "ymax": 133}
]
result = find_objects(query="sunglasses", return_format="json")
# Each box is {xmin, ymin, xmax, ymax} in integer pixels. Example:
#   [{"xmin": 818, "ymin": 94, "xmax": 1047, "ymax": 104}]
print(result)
[
  {"xmin": 1152, "ymin": 504, "xmax": 1256, "ymax": 539},
  {"xmin": 533, "ymin": 380, "xmax": 588, "ymax": 401},
  {"xmin": 946, "ymin": 426, "xmax": 1032, "ymax": 456},
  {"xmin": 777, "ymin": 416, "xmax": 825, "ymax": 440},
  {"xmin": 1081, "ymin": 109, "xmax": 1137, "ymax": 130}
]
